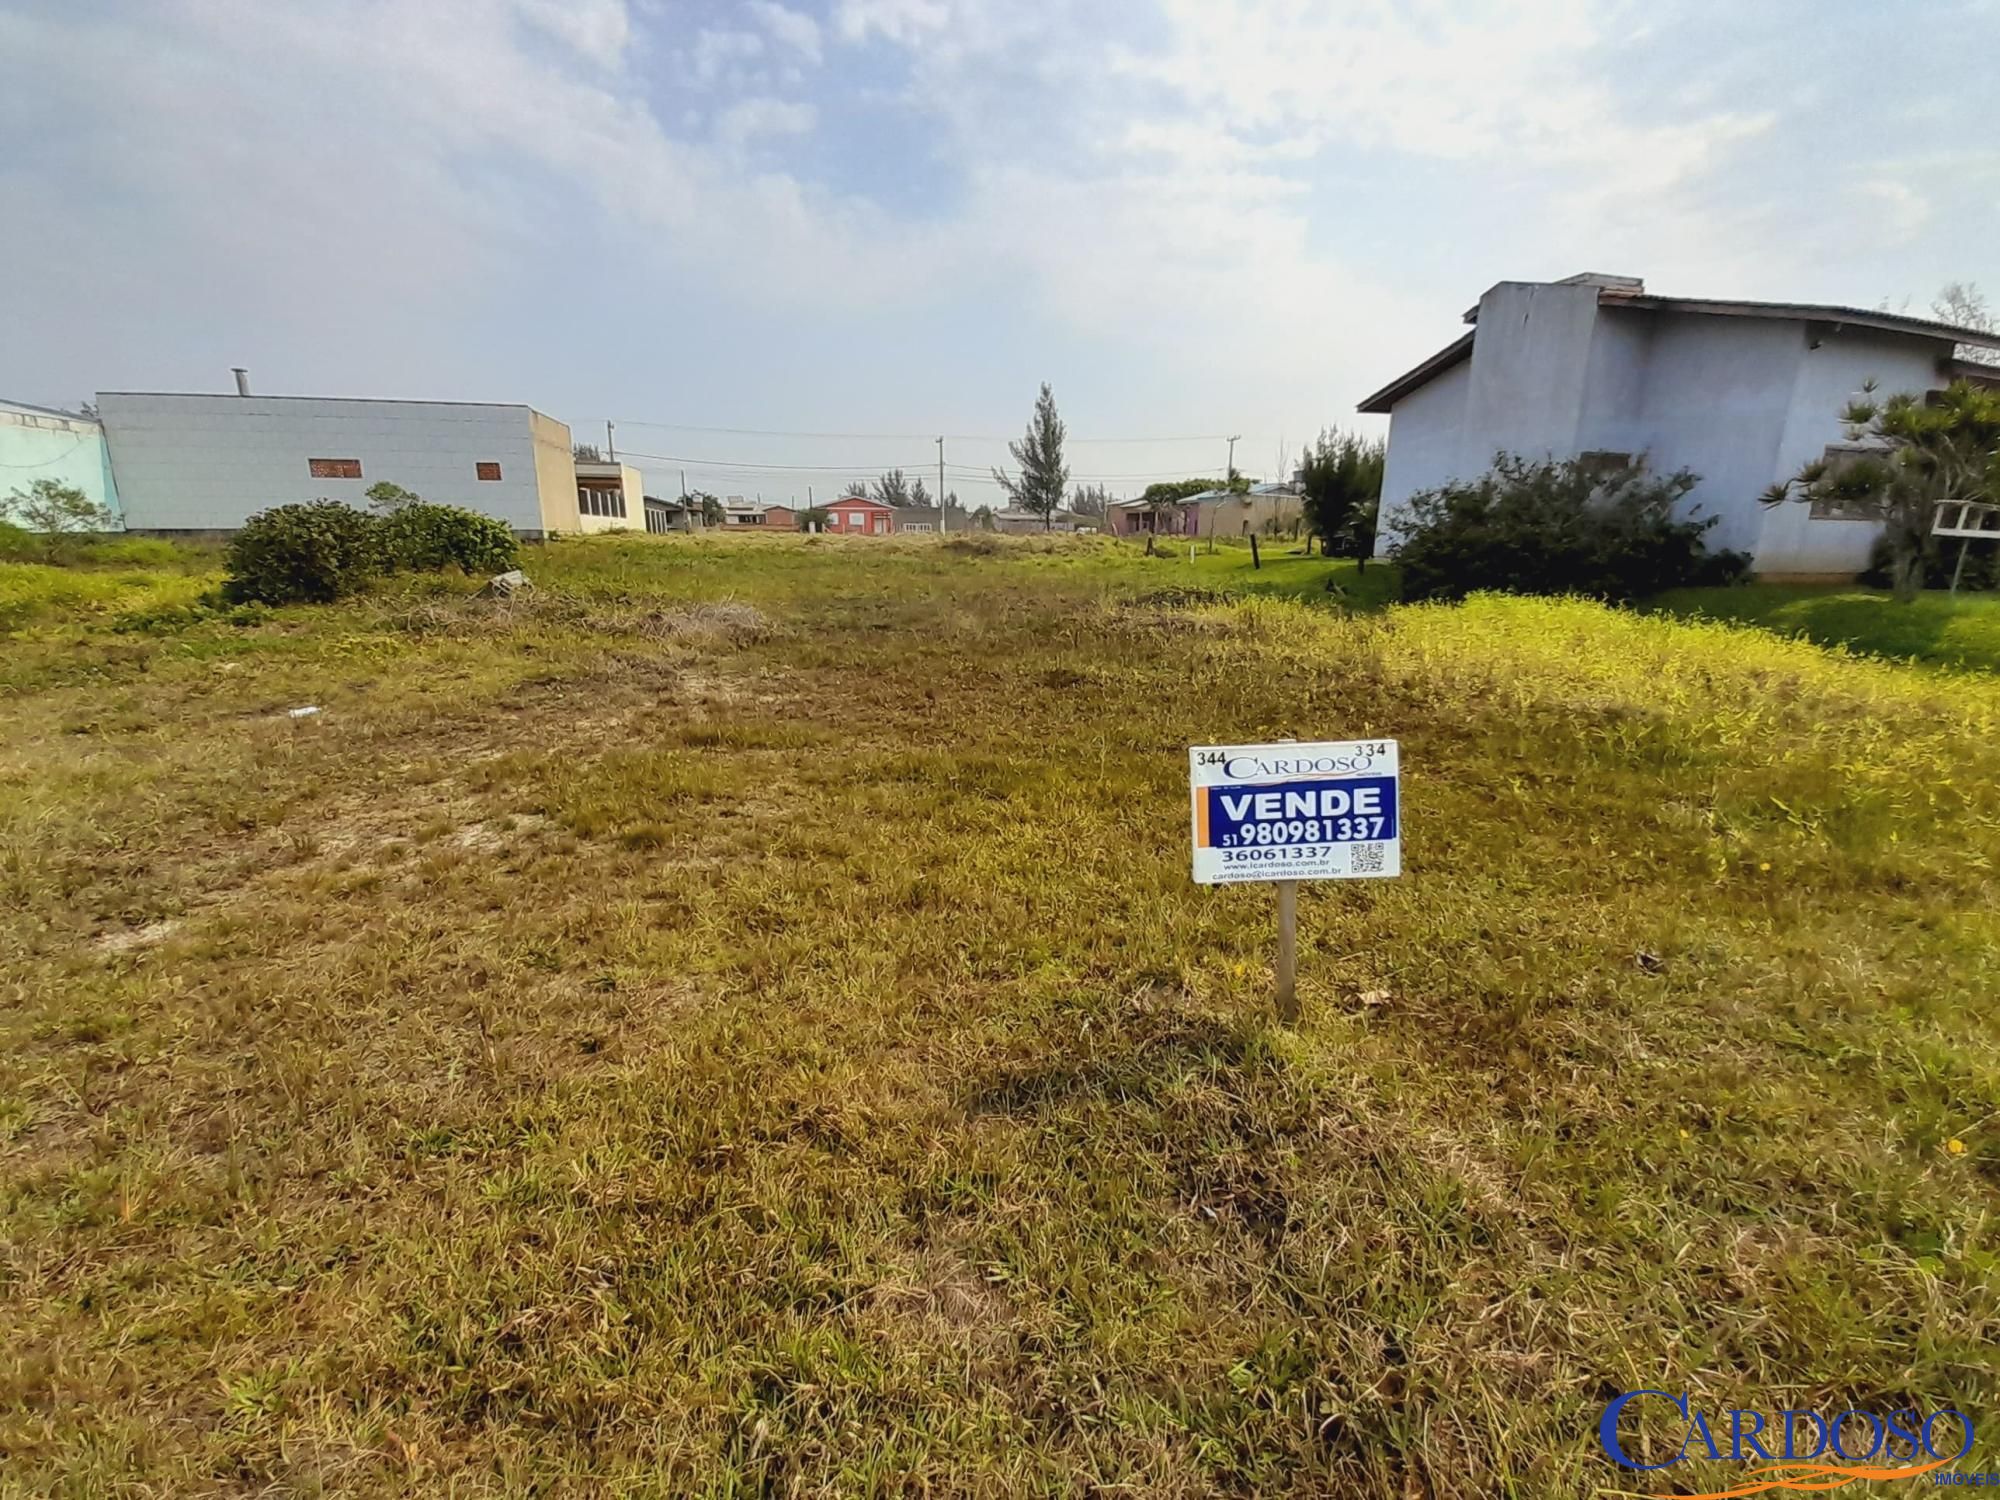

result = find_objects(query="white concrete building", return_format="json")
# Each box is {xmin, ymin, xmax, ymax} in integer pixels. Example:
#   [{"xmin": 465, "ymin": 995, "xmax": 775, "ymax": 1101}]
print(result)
[
  {"xmin": 97, "ymin": 392, "xmax": 581, "ymax": 537},
  {"xmin": 573, "ymin": 460, "xmax": 643, "ymax": 532},
  {"xmin": 0, "ymin": 399, "xmax": 120, "ymax": 523},
  {"xmin": 1360, "ymin": 274, "xmax": 2000, "ymax": 578}
]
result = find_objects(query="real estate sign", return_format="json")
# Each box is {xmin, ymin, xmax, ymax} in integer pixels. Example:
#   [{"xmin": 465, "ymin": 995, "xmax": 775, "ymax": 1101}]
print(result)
[{"xmin": 1188, "ymin": 739, "xmax": 1400, "ymax": 885}]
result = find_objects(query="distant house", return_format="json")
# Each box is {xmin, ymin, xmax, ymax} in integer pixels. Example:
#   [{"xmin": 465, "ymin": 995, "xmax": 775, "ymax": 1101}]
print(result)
[
  {"xmin": 720, "ymin": 496, "xmax": 768, "ymax": 526},
  {"xmin": 0, "ymin": 399, "xmax": 119, "ymax": 524},
  {"xmin": 993, "ymin": 506, "xmax": 1088, "ymax": 534},
  {"xmin": 825, "ymin": 494, "xmax": 896, "ymax": 535},
  {"xmin": 1358, "ymin": 272, "xmax": 2000, "ymax": 578},
  {"xmin": 761, "ymin": 504, "xmax": 798, "ymax": 531},
  {"xmin": 643, "ymin": 494, "xmax": 698, "ymax": 533},
  {"xmin": 1108, "ymin": 497, "xmax": 1197, "ymax": 537},
  {"xmin": 892, "ymin": 505, "xmax": 946, "ymax": 533},
  {"xmin": 1178, "ymin": 483, "xmax": 1303, "ymax": 539},
  {"xmin": 574, "ymin": 460, "xmax": 643, "ymax": 532}
]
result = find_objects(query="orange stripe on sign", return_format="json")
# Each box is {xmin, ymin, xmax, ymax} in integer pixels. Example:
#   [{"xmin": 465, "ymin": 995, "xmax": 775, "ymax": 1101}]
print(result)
[{"xmin": 1195, "ymin": 787, "xmax": 1210, "ymax": 847}]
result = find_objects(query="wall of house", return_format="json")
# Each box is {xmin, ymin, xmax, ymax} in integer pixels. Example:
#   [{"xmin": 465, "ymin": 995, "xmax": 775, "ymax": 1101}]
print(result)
[
  {"xmin": 1373, "ymin": 359, "xmax": 1471, "ymax": 553},
  {"xmin": 826, "ymin": 499, "xmax": 892, "ymax": 535},
  {"xmin": 1459, "ymin": 281, "xmax": 1602, "ymax": 467},
  {"xmin": 1753, "ymin": 327, "xmax": 1949, "ymax": 575},
  {"xmin": 1574, "ymin": 306, "xmax": 1656, "ymax": 455},
  {"xmin": 1602, "ymin": 313, "xmax": 1803, "ymax": 560},
  {"xmin": 0, "ymin": 403, "xmax": 120, "ymax": 524},
  {"xmin": 530, "ymin": 411, "xmax": 581, "ymax": 537},
  {"xmin": 573, "ymin": 461, "xmax": 642, "ymax": 533},
  {"xmin": 98, "ymin": 394, "xmax": 571, "ymax": 534}
]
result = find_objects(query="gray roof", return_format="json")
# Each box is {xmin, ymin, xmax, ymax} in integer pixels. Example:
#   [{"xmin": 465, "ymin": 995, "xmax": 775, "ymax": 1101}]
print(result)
[
  {"xmin": 1358, "ymin": 282, "xmax": 2000, "ymax": 414},
  {"xmin": 1, "ymin": 396, "xmax": 98, "ymax": 422}
]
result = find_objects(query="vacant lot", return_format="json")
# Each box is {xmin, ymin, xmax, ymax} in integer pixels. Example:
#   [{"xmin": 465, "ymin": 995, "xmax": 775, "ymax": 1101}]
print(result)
[{"xmin": 3, "ymin": 533, "xmax": 1997, "ymax": 1495}]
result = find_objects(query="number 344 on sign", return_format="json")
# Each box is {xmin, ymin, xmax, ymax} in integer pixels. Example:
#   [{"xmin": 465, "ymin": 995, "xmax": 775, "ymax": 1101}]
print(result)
[{"xmin": 1188, "ymin": 739, "xmax": 1401, "ymax": 885}]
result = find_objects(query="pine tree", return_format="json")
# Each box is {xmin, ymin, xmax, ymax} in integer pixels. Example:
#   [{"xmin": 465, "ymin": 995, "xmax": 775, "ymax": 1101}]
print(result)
[
  {"xmin": 991, "ymin": 383, "xmax": 1069, "ymax": 527},
  {"xmin": 871, "ymin": 469, "xmax": 914, "ymax": 505}
]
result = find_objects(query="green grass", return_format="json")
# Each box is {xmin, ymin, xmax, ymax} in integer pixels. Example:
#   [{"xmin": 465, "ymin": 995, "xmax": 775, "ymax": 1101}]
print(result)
[
  {"xmin": 1655, "ymin": 581, "xmax": 2000, "ymax": 672},
  {"xmin": 3, "ymin": 530, "xmax": 1998, "ymax": 1495}
]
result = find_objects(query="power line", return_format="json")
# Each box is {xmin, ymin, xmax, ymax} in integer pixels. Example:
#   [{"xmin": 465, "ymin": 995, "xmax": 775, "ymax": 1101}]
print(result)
[
  {"xmin": 611, "ymin": 417, "xmax": 1240, "ymax": 445},
  {"xmin": 619, "ymin": 446, "xmax": 1234, "ymax": 487},
  {"xmin": 614, "ymin": 447, "xmax": 932, "ymax": 473},
  {"xmin": 948, "ymin": 462, "xmax": 1227, "ymax": 481}
]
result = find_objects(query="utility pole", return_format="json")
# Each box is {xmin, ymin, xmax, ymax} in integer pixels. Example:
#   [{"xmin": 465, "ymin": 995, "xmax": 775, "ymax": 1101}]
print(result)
[
  {"xmin": 607, "ymin": 421, "xmax": 616, "ymax": 461},
  {"xmin": 1226, "ymin": 433, "xmax": 1241, "ymax": 483},
  {"xmin": 937, "ymin": 436, "xmax": 946, "ymax": 535}
]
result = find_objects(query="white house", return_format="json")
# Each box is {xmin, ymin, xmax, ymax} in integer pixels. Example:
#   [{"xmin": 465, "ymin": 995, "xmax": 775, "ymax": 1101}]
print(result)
[
  {"xmin": 97, "ymin": 390, "xmax": 582, "ymax": 537},
  {"xmin": 1359, "ymin": 274, "xmax": 2000, "ymax": 578},
  {"xmin": 0, "ymin": 399, "xmax": 120, "ymax": 523}
]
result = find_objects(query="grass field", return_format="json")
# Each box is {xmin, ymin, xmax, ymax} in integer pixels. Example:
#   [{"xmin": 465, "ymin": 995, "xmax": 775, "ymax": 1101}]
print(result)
[
  {"xmin": 1654, "ymin": 582, "xmax": 2000, "ymax": 673},
  {"xmin": 3, "ymin": 531, "xmax": 1998, "ymax": 1495}
]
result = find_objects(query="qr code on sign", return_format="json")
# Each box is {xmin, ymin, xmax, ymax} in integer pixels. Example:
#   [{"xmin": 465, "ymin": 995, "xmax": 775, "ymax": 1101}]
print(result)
[{"xmin": 1351, "ymin": 842, "xmax": 1387, "ymax": 874}]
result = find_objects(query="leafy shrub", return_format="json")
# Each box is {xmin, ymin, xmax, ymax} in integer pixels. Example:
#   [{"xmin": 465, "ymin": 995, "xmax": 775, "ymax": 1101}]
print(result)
[
  {"xmin": 222, "ymin": 501, "xmax": 382, "ymax": 605},
  {"xmin": 377, "ymin": 502, "xmax": 518, "ymax": 575},
  {"xmin": 1861, "ymin": 532, "xmax": 1997, "ymax": 593},
  {"xmin": 1392, "ymin": 454, "xmax": 1749, "ymax": 605}
]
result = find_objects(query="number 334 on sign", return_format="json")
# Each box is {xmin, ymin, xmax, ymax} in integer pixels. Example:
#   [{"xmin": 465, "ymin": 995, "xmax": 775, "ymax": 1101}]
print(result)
[{"xmin": 1188, "ymin": 740, "xmax": 1401, "ymax": 885}]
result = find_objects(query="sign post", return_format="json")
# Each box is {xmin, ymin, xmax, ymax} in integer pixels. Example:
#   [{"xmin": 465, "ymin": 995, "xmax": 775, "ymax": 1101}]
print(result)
[{"xmin": 1189, "ymin": 739, "xmax": 1401, "ymax": 1022}]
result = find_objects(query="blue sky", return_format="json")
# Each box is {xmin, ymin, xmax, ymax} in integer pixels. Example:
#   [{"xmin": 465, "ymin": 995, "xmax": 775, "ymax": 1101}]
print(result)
[{"xmin": 3, "ymin": 0, "xmax": 1995, "ymax": 504}]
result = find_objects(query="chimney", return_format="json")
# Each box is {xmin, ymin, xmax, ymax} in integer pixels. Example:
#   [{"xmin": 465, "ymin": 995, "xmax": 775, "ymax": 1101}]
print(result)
[{"xmin": 231, "ymin": 367, "xmax": 251, "ymax": 396}]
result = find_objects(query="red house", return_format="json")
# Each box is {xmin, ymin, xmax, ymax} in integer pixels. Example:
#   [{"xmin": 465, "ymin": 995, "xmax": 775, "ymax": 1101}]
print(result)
[{"xmin": 825, "ymin": 495, "xmax": 896, "ymax": 536}]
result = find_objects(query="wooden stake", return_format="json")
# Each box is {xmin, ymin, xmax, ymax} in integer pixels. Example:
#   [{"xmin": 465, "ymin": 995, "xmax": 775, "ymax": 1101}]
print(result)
[{"xmin": 1275, "ymin": 879, "xmax": 1298, "ymax": 1023}]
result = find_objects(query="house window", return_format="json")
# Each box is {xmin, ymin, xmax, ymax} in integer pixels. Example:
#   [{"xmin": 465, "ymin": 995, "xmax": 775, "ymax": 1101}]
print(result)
[
  {"xmin": 1808, "ymin": 444, "xmax": 1887, "ymax": 521},
  {"xmin": 476, "ymin": 462, "xmax": 502, "ymax": 481},
  {"xmin": 309, "ymin": 458, "xmax": 363, "ymax": 479},
  {"xmin": 1577, "ymin": 450, "xmax": 1633, "ymax": 480},
  {"xmin": 577, "ymin": 486, "xmax": 625, "ymax": 518}
]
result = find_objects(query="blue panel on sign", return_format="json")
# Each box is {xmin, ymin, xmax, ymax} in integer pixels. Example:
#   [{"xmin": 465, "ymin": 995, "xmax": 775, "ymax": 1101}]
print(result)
[{"xmin": 1199, "ymin": 776, "xmax": 1399, "ymax": 849}]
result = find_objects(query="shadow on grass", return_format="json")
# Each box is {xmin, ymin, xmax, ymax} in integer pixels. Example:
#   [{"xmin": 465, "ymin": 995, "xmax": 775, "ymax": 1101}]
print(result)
[{"xmin": 1650, "ymin": 583, "xmax": 2000, "ymax": 672}]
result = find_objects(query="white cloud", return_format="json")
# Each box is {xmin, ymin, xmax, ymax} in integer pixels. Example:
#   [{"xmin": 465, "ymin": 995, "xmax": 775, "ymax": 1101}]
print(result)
[
  {"xmin": 509, "ymin": 0, "xmax": 632, "ymax": 67},
  {"xmin": 717, "ymin": 96, "xmax": 817, "ymax": 147},
  {"xmin": 746, "ymin": 0, "xmax": 822, "ymax": 64},
  {"xmin": 835, "ymin": 0, "xmax": 949, "ymax": 46},
  {"xmin": 691, "ymin": 27, "xmax": 764, "ymax": 83}
]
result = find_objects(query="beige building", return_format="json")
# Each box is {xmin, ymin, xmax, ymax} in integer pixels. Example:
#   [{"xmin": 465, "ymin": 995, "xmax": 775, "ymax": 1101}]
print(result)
[
  {"xmin": 574, "ymin": 459, "xmax": 644, "ymax": 532},
  {"xmin": 1188, "ymin": 483, "xmax": 1304, "ymax": 539}
]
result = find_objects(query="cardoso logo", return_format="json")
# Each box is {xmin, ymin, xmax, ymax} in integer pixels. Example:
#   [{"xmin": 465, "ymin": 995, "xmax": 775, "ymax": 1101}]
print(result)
[
  {"xmin": 1599, "ymin": 1392, "xmax": 1973, "ymax": 1496},
  {"xmin": 1221, "ymin": 752, "xmax": 1374, "ymax": 779}
]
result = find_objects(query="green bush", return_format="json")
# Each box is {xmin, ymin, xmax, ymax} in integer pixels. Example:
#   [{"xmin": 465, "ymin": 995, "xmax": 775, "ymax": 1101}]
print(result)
[
  {"xmin": 1861, "ymin": 531, "xmax": 1998, "ymax": 593},
  {"xmin": 377, "ymin": 502, "xmax": 518, "ymax": 575},
  {"xmin": 222, "ymin": 501, "xmax": 383, "ymax": 605},
  {"xmin": 1392, "ymin": 453, "xmax": 1749, "ymax": 605}
]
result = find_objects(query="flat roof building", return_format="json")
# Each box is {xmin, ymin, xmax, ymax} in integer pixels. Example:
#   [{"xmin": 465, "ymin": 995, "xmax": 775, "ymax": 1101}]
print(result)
[{"xmin": 97, "ymin": 391, "xmax": 582, "ymax": 537}]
